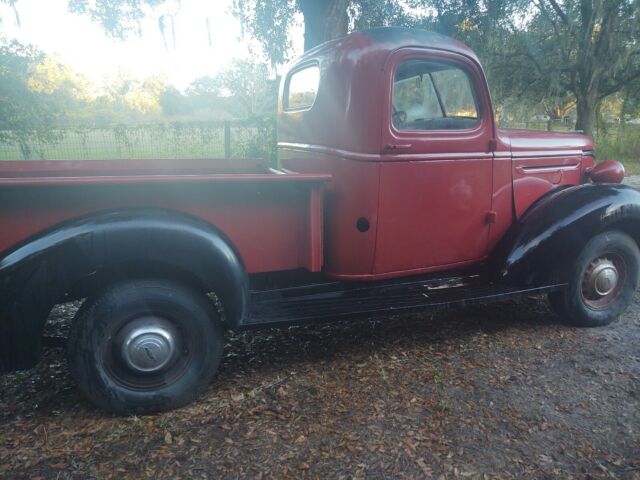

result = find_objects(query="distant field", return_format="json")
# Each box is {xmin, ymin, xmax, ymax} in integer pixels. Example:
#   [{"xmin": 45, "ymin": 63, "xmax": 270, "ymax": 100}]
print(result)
[{"xmin": 0, "ymin": 123, "xmax": 275, "ymax": 161}]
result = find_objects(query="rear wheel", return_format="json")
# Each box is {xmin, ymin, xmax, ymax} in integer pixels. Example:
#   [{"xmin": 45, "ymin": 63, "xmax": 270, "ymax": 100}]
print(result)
[
  {"xmin": 549, "ymin": 230, "xmax": 640, "ymax": 327},
  {"xmin": 67, "ymin": 279, "xmax": 223, "ymax": 414}
]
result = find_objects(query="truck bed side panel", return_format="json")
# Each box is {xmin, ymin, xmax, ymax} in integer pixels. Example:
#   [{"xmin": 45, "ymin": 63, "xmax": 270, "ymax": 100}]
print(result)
[{"xmin": 0, "ymin": 171, "xmax": 326, "ymax": 274}]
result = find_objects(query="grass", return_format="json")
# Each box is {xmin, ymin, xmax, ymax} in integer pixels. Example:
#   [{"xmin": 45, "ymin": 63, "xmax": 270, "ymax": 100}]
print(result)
[
  {"xmin": 595, "ymin": 125, "xmax": 640, "ymax": 175},
  {"xmin": 618, "ymin": 160, "xmax": 640, "ymax": 176}
]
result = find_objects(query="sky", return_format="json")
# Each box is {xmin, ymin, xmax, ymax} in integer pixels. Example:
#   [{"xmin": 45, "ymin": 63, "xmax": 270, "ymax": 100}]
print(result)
[{"xmin": 0, "ymin": 0, "xmax": 304, "ymax": 91}]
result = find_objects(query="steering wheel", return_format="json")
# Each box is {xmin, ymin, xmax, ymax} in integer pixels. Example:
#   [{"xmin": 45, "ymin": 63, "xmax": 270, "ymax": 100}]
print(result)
[{"xmin": 392, "ymin": 105, "xmax": 407, "ymax": 127}]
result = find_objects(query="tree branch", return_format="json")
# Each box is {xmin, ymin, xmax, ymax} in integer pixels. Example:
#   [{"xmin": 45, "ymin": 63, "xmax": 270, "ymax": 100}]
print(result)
[
  {"xmin": 545, "ymin": 0, "xmax": 570, "ymax": 26},
  {"xmin": 599, "ymin": 69, "xmax": 640, "ymax": 99}
]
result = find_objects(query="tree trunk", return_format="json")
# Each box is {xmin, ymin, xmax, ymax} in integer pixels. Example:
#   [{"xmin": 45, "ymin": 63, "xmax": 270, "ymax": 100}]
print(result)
[
  {"xmin": 298, "ymin": 0, "xmax": 349, "ymax": 51},
  {"xmin": 575, "ymin": 92, "xmax": 597, "ymax": 138},
  {"xmin": 619, "ymin": 90, "xmax": 629, "ymax": 135}
]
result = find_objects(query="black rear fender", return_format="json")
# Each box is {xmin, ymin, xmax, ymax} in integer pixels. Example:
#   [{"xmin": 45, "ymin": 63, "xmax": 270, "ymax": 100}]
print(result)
[
  {"xmin": 492, "ymin": 183, "xmax": 640, "ymax": 287},
  {"xmin": 0, "ymin": 209, "xmax": 249, "ymax": 372}
]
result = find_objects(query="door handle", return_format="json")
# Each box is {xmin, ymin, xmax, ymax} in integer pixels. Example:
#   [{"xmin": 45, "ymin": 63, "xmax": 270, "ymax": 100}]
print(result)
[{"xmin": 384, "ymin": 143, "xmax": 412, "ymax": 152}]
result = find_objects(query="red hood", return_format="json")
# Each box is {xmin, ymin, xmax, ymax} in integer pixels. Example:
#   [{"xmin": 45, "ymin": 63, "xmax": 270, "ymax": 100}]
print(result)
[{"xmin": 498, "ymin": 128, "xmax": 594, "ymax": 154}]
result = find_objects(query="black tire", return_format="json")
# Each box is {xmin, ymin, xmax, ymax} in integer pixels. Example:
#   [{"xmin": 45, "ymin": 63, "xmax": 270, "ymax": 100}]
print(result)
[
  {"xmin": 67, "ymin": 279, "xmax": 224, "ymax": 414},
  {"xmin": 549, "ymin": 230, "xmax": 640, "ymax": 327}
]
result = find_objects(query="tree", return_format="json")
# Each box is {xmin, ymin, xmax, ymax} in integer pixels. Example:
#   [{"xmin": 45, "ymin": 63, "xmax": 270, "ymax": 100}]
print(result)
[
  {"xmin": 232, "ymin": 0, "xmax": 350, "ymax": 63},
  {"xmin": 353, "ymin": 0, "xmax": 416, "ymax": 30},
  {"xmin": 102, "ymin": 71, "xmax": 168, "ymax": 114},
  {"xmin": 28, "ymin": 53, "xmax": 94, "ymax": 102},
  {"xmin": 159, "ymin": 86, "xmax": 191, "ymax": 116},
  {"xmin": 5, "ymin": 0, "xmax": 640, "ymax": 137},
  {"xmin": 5, "ymin": 0, "xmax": 405, "ymax": 64},
  {"xmin": 298, "ymin": 0, "xmax": 350, "ymax": 50},
  {"xmin": 0, "ymin": 40, "xmax": 63, "ymax": 158},
  {"xmin": 521, "ymin": 1, "xmax": 640, "ymax": 136},
  {"xmin": 211, "ymin": 60, "xmax": 278, "ymax": 117},
  {"xmin": 186, "ymin": 77, "xmax": 221, "ymax": 98},
  {"xmin": 410, "ymin": 0, "xmax": 640, "ymax": 137},
  {"xmin": 67, "ymin": 0, "xmax": 165, "ymax": 38},
  {"xmin": 233, "ymin": 0, "xmax": 419, "ymax": 63}
]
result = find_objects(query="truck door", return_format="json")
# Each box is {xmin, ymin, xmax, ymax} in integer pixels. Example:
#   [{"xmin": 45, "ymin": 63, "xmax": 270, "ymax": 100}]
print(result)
[{"xmin": 374, "ymin": 48, "xmax": 495, "ymax": 275}]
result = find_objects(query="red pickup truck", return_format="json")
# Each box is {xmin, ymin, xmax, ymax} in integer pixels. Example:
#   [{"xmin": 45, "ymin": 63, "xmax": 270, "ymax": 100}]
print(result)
[{"xmin": 1, "ymin": 28, "xmax": 636, "ymax": 414}]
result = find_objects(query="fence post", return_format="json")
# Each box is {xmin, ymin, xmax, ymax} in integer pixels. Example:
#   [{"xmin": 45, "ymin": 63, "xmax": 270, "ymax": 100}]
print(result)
[
  {"xmin": 224, "ymin": 121, "xmax": 231, "ymax": 159},
  {"xmin": 270, "ymin": 118, "xmax": 278, "ymax": 167}
]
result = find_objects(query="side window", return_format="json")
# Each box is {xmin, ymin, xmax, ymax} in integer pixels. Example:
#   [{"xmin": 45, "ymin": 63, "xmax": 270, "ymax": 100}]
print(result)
[
  {"xmin": 286, "ymin": 64, "xmax": 320, "ymax": 111},
  {"xmin": 392, "ymin": 60, "xmax": 479, "ymax": 131}
]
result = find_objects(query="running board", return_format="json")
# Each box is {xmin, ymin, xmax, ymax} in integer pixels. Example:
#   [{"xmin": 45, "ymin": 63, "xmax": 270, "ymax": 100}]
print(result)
[{"xmin": 244, "ymin": 279, "xmax": 563, "ymax": 328}]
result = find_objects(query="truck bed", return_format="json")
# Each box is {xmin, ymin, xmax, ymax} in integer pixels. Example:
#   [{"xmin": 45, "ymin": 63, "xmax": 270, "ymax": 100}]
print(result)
[
  {"xmin": 0, "ymin": 158, "xmax": 325, "ymax": 185},
  {"xmin": 0, "ymin": 159, "xmax": 330, "ymax": 274}
]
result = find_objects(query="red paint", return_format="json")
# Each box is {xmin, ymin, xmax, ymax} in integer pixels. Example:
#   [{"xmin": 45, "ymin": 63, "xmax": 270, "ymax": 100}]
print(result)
[
  {"xmin": 1, "ymin": 28, "xmax": 602, "ymax": 283},
  {"xmin": 278, "ymin": 148, "xmax": 381, "ymax": 277},
  {"xmin": 590, "ymin": 160, "xmax": 625, "ymax": 184},
  {"xmin": 0, "ymin": 160, "xmax": 328, "ymax": 274},
  {"xmin": 280, "ymin": 29, "xmax": 595, "ymax": 279},
  {"xmin": 499, "ymin": 128, "xmax": 593, "ymax": 217}
]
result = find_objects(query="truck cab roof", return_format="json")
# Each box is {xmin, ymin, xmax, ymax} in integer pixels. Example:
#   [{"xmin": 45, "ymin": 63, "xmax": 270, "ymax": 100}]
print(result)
[
  {"xmin": 277, "ymin": 27, "xmax": 488, "ymax": 155},
  {"xmin": 302, "ymin": 27, "xmax": 481, "ymax": 65}
]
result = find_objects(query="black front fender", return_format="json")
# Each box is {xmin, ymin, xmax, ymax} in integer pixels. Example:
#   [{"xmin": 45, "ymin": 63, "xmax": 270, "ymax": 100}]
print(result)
[
  {"xmin": 0, "ymin": 209, "xmax": 249, "ymax": 372},
  {"xmin": 493, "ymin": 183, "xmax": 640, "ymax": 287}
]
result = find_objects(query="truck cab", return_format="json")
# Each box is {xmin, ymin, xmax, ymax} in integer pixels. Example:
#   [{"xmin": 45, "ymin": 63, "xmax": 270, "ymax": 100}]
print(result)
[
  {"xmin": 0, "ymin": 28, "xmax": 635, "ymax": 414},
  {"xmin": 278, "ymin": 28, "xmax": 597, "ymax": 279}
]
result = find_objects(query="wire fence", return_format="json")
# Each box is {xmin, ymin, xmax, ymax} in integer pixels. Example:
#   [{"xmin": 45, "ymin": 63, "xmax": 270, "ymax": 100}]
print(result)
[
  {"xmin": 1, "ymin": 118, "xmax": 633, "ymax": 167},
  {"xmin": 496, "ymin": 119, "xmax": 576, "ymax": 131},
  {"xmin": 0, "ymin": 119, "xmax": 277, "ymax": 163}
]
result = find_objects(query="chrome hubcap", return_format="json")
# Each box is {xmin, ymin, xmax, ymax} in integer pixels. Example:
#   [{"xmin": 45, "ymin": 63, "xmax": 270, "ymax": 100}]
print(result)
[
  {"xmin": 587, "ymin": 260, "xmax": 619, "ymax": 297},
  {"xmin": 120, "ymin": 318, "xmax": 178, "ymax": 373}
]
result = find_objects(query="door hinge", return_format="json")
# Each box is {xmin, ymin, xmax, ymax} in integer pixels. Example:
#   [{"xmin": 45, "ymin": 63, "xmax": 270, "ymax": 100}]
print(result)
[
  {"xmin": 485, "ymin": 211, "xmax": 497, "ymax": 224},
  {"xmin": 488, "ymin": 139, "xmax": 497, "ymax": 152}
]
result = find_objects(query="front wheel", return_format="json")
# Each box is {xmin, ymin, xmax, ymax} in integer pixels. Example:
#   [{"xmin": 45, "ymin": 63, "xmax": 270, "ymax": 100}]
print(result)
[
  {"xmin": 67, "ymin": 279, "xmax": 224, "ymax": 414},
  {"xmin": 549, "ymin": 230, "xmax": 640, "ymax": 327}
]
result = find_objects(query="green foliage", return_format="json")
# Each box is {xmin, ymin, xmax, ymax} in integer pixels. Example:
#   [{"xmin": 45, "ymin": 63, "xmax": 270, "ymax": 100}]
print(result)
[
  {"xmin": 157, "ymin": 60, "xmax": 278, "ymax": 120},
  {"xmin": 231, "ymin": 0, "xmax": 417, "ymax": 61},
  {"xmin": 211, "ymin": 60, "xmax": 278, "ymax": 117},
  {"xmin": 0, "ymin": 39, "xmax": 64, "ymax": 158},
  {"xmin": 402, "ymin": 0, "xmax": 640, "ymax": 137},
  {"xmin": 2, "ymin": 0, "xmax": 640, "ymax": 163},
  {"xmin": 0, "ymin": 120, "xmax": 277, "ymax": 163},
  {"xmin": 67, "ymin": 0, "xmax": 166, "ymax": 38},
  {"xmin": 233, "ymin": 0, "xmax": 296, "ymax": 64},
  {"xmin": 352, "ymin": 0, "xmax": 416, "ymax": 30},
  {"xmin": 596, "ymin": 126, "xmax": 640, "ymax": 171},
  {"xmin": 159, "ymin": 87, "xmax": 191, "ymax": 116}
]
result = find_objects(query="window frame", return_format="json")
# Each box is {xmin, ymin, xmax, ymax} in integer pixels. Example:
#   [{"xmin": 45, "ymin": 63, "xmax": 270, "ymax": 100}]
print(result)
[
  {"xmin": 380, "ymin": 47, "xmax": 494, "ymax": 158},
  {"xmin": 284, "ymin": 61, "xmax": 321, "ymax": 113},
  {"xmin": 391, "ymin": 58, "xmax": 482, "ymax": 133}
]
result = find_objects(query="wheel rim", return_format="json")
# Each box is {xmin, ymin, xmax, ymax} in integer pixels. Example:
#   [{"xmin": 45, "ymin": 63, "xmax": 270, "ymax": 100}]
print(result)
[
  {"xmin": 581, "ymin": 253, "xmax": 627, "ymax": 309},
  {"xmin": 102, "ymin": 315, "xmax": 195, "ymax": 391},
  {"xmin": 120, "ymin": 318, "xmax": 178, "ymax": 373}
]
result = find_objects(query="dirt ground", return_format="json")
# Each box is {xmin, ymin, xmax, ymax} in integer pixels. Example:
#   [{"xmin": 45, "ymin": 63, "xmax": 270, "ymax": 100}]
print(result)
[{"xmin": 1, "ymin": 293, "xmax": 639, "ymax": 479}]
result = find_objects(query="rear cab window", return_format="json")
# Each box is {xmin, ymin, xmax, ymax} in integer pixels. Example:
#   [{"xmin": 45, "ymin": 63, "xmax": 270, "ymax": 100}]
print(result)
[
  {"xmin": 285, "ymin": 64, "xmax": 320, "ymax": 111},
  {"xmin": 392, "ymin": 60, "xmax": 479, "ymax": 131}
]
